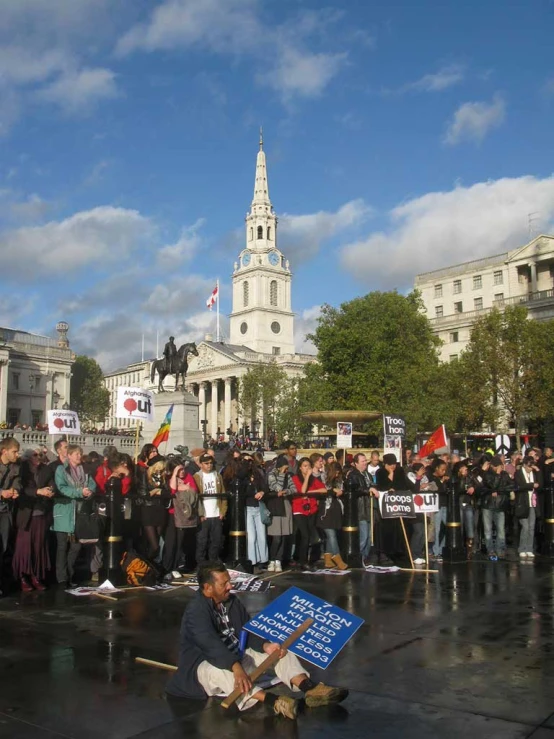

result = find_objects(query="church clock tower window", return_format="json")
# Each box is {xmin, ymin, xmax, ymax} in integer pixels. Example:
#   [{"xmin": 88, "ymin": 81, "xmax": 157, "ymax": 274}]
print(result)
[
  {"xmin": 270, "ymin": 280, "xmax": 277, "ymax": 307},
  {"xmin": 257, "ymin": 225, "xmax": 263, "ymax": 239},
  {"xmin": 243, "ymin": 281, "xmax": 249, "ymax": 307}
]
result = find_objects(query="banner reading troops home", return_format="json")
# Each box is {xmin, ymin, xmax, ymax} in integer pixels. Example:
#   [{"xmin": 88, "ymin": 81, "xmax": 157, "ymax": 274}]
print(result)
[
  {"xmin": 47, "ymin": 410, "xmax": 81, "ymax": 436},
  {"xmin": 378, "ymin": 490, "xmax": 416, "ymax": 519},
  {"xmin": 115, "ymin": 387, "xmax": 154, "ymax": 422},
  {"xmin": 383, "ymin": 414, "xmax": 406, "ymax": 437},
  {"xmin": 244, "ymin": 586, "xmax": 364, "ymax": 670}
]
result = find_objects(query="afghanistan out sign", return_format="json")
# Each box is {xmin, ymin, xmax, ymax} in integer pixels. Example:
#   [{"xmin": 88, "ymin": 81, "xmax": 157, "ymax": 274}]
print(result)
[
  {"xmin": 116, "ymin": 387, "xmax": 154, "ymax": 422},
  {"xmin": 336, "ymin": 422, "xmax": 353, "ymax": 449},
  {"xmin": 47, "ymin": 410, "xmax": 81, "ymax": 436},
  {"xmin": 413, "ymin": 491, "xmax": 440, "ymax": 514},
  {"xmin": 378, "ymin": 490, "xmax": 416, "ymax": 519},
  {"xmin": 243, "ymin": 586, "xmax": 364, "ymax": 670},
  {"xmin": 383, "ymin": 414, "xmax": 406, "ymax": 437}
]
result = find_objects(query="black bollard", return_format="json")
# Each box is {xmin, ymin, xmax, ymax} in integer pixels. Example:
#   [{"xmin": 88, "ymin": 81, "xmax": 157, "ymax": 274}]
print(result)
[
  {"xmin": 541, "ymin": 479, "xmax": 554, "ymax": 557},
  {"xmin": 225, "ymin": 478, "xmax": 253, "ymax": 573},
  {"xmin": 340, "ymin": 474, "xmax": 362, "ymax": 568},
  {"xmin": 100, "ymin": 475, "xmax": 126, "ymax": 585},
  {"xmin": 443, "ymin": 478, "xmax": 466, "ymax": 563}
]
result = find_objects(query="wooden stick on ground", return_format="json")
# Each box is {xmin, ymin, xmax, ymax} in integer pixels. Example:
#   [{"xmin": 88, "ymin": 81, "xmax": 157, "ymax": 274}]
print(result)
[
  {"xmin": 424, "ymin": 514, "xmax": 430, "ymax": 568},
  {"xmin": 135, "ymin": 657, "xmax": 178, "ymax": 671},
  {"xmin": 398, "ymin": 567, "xmax": 439, "ymax": 574},
  {"xmin": 221, "ymin": 617, "xmax": 314, "ymax": 709},
  {"xmin": 92, "ymin": 592, "xmax": 118, "ymax": 602}
]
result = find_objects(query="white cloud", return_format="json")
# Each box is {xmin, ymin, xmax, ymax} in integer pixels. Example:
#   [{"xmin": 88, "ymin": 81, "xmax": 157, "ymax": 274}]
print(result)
[
  {"xmin": 280, "ymin": 198, "xmax": 372, "ymax": 263},
  {"xmin": 409, "ymin": 64, "xmax": 465, "ymax": 92},
  {"xmin": 35, "ymin": 67, "xmax": 118, "ymax": 114},
  {"xmin": 444, "ymin": 94, "xmax": 505, "ymax": 145},
  {"xmin": 5, "ymin": 193, "xmax": 50, "ymax": 222},
  {"xmin": 116, "ymin": 0, "xmax": 346, "ymax": 101},
  {"xmin": 143, "ymin": 275, "xmax": 217, "ymax": 316},
  {"xmin": 340, "ymin": 175, "xmax": 554, "ymax": 289},
  {"xmin": 294, "ymin": 305, "xmax": 320, "ymax": 354},
  {"xmin": 0, "ymin": 206, "xmax": 151, "ymax": 278},
  {"xmin": 260, "ymin": 46, "xmax": 346, "ymax": 100},
  {"xmin": 157, "ymin": 218, "xmax": 205, "ymax": 268}
]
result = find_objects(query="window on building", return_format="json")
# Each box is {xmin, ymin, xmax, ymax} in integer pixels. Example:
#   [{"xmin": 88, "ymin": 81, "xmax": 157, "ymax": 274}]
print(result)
[
  {"xmin": 450, "ymin": 331, "xmax": 459, "ymax": 343},
  {"xmin": 449, "ymin": 354, "xmax": 458, "ymax": 362},
  {"xmin": 267, "ymin": 226, "xmax": 271, "ymax": 240},
  {"xmin": 435, "ymin": 305, "xmax": 443, "ymax": 318},
  {"xmin": 272, "ymin": 347, "xmax": 280, "ymax": 355},
  {"xmin": 12, "ymin": 373, "xmax": 19, "ymax": 390},
  {"xmin": 249, "ymin": 227, "xmax": 253, "ymax": 241},
  {"xmin": 269, "ymin": 280, "xmax": 277, "ymax": 306},
  {"xmin": 7, "ymin": 408, "xmax": 20, "ymax": 426},
  {"xmin": 434, "ymin": 284, "xmax": 443, "ymax": 298},
  {"xmin": 474, "ymin": 297, "xmax": 483, "ymax": 310},
  {"xmin": 494, "ymin": 293, "xmax": 505, "ymax": 303},
  {"xmin": 257, "ymin": 225, "xmax": 263, "ymax": 239},
  {"xmin": 453, "ymin": 279, "xmax": 462, "ymax": 294},
  {"xmin": 493, "ymin": 270, "xmax": 503, "ymax": 285},
  {"xmin": 243, "ymin": 281, "xmax": 249, "ymax": 307},
  {"xmin": 473, "ymin": 275, "xmax": 482, "ymax": 290},
  {"xmin": 454, "ymin": 301, "xmax": 463, "ymax": 313},
  {"xmin": 31, "ymin": 411, "xmax": 42, "ymax": 427},
  {"xmin": 34, "ymin": 375, "xmax": 40, "ymax": 391}
]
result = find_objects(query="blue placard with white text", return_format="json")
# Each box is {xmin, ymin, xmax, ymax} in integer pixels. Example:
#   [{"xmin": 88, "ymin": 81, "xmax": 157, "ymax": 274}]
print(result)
[{"xmin": 243, "ymin": 586, "xmax": 364, "ymax": 670}]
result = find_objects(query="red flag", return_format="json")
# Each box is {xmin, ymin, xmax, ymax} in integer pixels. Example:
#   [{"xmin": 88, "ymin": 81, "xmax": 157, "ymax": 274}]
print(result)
[
  {"xmin": 419, "ymin": 425, "xmax": 448, "ymax": 457},
  {"xmin": 206, "ymin": 283, "xmax": 219, "ymax": 310}
]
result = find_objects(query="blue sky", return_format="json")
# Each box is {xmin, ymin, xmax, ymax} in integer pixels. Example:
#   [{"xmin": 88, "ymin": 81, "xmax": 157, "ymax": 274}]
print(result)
[{"xmin": 1, "ymin": 0, "xmax": 553, "ymax": 370}]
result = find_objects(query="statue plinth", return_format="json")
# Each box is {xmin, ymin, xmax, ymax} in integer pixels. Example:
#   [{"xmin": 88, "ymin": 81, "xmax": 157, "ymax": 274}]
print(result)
[{"xmin": 142, "ymin": 391, "xmax": 203, "ymax": 451}]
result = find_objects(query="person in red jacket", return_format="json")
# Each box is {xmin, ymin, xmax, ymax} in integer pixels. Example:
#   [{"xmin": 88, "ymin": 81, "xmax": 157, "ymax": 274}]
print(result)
[{"xmin": 291, "ymin": 457, "xmax": 326, "ymax": 570}]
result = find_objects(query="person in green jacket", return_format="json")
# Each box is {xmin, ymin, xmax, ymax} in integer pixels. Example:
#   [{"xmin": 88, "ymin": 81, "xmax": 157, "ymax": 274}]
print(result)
[{"xmin": 54, "ymin": 444, "xmax": 96, "ymax": 586}]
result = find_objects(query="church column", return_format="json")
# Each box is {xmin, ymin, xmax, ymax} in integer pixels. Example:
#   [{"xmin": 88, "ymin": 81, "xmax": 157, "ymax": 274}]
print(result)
[
  {"xmin": 529, "ymin": 262, "xmax": 538, "ymax": 293},
  {"xmin": 211, "ymin": 379, "xmax": 219, "ymax": 440},
  {"xmin": 224, "ymin": 377, "xmax": 232, "ymax": 439},
  {"xmin": 198, "ymin": 382, "xmax": 207, "ymax": 431},
  {"xmin": 0, "ymin": 358, "xmax": 9, "ymax": 423}
]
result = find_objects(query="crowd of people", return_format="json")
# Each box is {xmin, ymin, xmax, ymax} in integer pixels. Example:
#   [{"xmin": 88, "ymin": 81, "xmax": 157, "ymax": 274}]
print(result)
[{"xmin": 1, "ymin": 436, "xmax": 553, "ymax": 595}]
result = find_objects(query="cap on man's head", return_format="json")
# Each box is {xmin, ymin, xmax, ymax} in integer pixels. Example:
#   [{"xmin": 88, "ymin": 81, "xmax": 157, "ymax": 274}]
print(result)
[
  {"xmin": 200, "ymin": 453, "xmax": 214, "ymax": 463},
  {"xmin": 190, "ymin": 448, "xmax": 205, "ymax": 458},
  {"xmin": 383, "ymin": 453, "xmax": 397, "ymax": 465}
]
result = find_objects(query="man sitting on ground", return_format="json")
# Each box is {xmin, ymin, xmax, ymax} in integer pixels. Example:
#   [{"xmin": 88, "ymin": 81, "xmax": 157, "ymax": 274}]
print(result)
[{"xmin": 166, "ymin": 561, "xmax": 348, "ymax": 719}]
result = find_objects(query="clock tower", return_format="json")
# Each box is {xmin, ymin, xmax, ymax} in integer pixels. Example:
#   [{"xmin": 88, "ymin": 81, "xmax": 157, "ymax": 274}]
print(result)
[{"xmin": 229, "ymin": 132, "xmax": 295, "ymax": 355}]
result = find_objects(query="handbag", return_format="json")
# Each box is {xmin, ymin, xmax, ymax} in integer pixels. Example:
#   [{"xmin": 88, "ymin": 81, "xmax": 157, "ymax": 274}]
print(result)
[
  {"xmin": 74, "ymin": 499, "xmax": 101, "ymax": 543},
  {"xmin": 258, "ymin": 500, "xmax": 273, "ymax": 526},
  {"xmin": 514, "ymin": 492, "xmax": 530, "ymax": 520}
]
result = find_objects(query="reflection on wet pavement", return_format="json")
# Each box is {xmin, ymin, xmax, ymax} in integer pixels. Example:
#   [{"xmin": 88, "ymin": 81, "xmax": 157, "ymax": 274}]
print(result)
[{"xmin": 2, "ymin": 561, "xmax": 554, "ymax": 737}]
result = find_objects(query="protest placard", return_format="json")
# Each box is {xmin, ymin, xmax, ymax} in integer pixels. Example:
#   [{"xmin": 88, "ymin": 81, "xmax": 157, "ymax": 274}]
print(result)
[
  {"xmin": 47, "ymin": 410, "xmax": 81, "ymax": 436},
  {"xmin": 336, "ymin": 422, "xmax": 352, "ymax": 449},
  {"xmin": 243, "ymin": 586, "xmax": 364, "ymax": 669},
  {"xmin": 378, "ymin": 491, "xmax": 416, "ymax": 519},
  {"xmin": 413, "ymin": 491, "xmax": 440, "ymax": 514},
  {"xmin": 116, "ymin": 387, "xmax": 154, "ymax": 422}
]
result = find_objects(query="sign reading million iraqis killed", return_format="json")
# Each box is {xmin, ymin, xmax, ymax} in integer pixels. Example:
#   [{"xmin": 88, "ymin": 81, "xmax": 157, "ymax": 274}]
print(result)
[
  {"xmin": 243, "ymin": 586, "xmax": 364, "ymax": 670},
  {"xmin": 383, "ymin": 414, "xmax": 406, "ymax": 437}
]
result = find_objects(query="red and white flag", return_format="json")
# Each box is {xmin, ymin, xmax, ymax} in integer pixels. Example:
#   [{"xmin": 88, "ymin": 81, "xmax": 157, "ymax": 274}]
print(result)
[
  {"xmin": 206, "ymin": 283, "xmax": 219, "ymax": 310},
  {"xmin": 419, "ymin": 424, "xmax": 448, "ymax": 458}
]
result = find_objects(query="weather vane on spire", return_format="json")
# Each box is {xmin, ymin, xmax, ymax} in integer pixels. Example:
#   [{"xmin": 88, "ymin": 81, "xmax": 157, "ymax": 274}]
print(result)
[{"xmin": 259, "ymin": 126, "xmax": 263, "ymax": 150}]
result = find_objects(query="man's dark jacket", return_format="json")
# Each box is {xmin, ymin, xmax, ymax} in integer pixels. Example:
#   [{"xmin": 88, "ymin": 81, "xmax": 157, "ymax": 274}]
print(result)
[{"xmin": 166, "ymin": 591, "xmax": 263, "ymax": 699}]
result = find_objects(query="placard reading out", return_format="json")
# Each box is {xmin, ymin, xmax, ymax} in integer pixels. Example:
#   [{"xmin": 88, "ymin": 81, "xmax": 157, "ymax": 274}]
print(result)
[
  {"xmin": 47, "ymin": 410, "xmax": 81, "ymax": 436},
  {"xmin": 115, "ymin": 387, "xmax": 154, "ymax": 422},
  {"xmin": 244, "ymin": 586, "xmax": 364, "ymax": 670},
  {"xmin": 413, "ymin": 491, "xmax": 440, "ymax": 514}
]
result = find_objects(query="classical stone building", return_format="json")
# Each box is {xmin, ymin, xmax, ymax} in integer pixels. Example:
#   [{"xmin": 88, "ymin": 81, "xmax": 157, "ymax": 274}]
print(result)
[
  {"xmin": 415, "ymin": 234, "xmax": 554, "ymax": 362},
  {"xmin": 104, "ymin": 136, "xmax": 314, "ymax": 437},
  {"xmin": 0, "ymin": 322, "xmax": 73, "ymax": 426}
]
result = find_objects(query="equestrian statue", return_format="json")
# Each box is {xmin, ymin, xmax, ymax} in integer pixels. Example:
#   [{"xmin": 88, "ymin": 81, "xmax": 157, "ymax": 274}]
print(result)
[{"xmin": 151, "ymin": 337, "xmax": 199, "ymax": 392}]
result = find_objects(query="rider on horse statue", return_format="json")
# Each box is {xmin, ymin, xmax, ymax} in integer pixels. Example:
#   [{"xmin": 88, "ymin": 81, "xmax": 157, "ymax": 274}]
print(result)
[{"xmin": 163, "ymin": 336, "xmax": 177, "ymax": 375}]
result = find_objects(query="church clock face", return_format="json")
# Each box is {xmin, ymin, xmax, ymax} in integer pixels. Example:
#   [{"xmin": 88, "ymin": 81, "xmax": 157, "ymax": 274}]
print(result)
[
  {"xmin": 242, "ymin": 252, "xmax": 251, "ymax": 267},
  {"xmin": 271, "ymin": 321, "xmax": 281, "ymax": 334},
  {"xmin": 240, "ymin": 322, "xmax": 248, "ymax": 334},
  {"xmin": 268, "ymin": 251, "xmax": 279, "ymax": 266}
]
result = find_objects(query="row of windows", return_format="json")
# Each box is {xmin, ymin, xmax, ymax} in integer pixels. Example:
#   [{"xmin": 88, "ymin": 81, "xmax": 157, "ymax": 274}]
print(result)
[
  {"xmin": 434, "ymin": 270, "xmax": 503, "ymax": 298},
  {"xmin": 11, "ymin": 373, "xmax": 42, "ymax": 391},
  {"xmin": 249, "ymin": 225, "xmax": 272, "ymax": 240},
  {"xmin": 243, "ymin": 280, "xmax": 278, "ymax": 308},
  {"xmin": 105, "ymin": 371, "xmax": 143, "ymax": 388},
  {"xmin": 434, "ymin": 293, "xmax": 505, "ymax": 317}
]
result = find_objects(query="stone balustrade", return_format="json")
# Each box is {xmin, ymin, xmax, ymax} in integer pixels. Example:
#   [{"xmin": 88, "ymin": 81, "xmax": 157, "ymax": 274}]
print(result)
[{"xmin": 0, "ymin": 430, "xmax": 140, "ymax": 454}]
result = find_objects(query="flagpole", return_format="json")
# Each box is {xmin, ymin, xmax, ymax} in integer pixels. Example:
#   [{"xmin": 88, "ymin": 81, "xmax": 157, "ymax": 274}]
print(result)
[{"xmin": 216, "ymin": 279, "xmax": 220, "ymax": 342}]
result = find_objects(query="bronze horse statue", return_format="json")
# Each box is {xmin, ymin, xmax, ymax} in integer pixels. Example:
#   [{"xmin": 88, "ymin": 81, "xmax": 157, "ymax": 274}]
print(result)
[{"xmin": 151, "ymin": 342, "xmax": 199, "ymax": 392}]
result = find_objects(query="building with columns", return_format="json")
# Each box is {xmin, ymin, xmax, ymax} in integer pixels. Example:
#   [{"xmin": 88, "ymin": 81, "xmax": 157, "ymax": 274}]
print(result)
[
  {"xmin": 415, "ymin": 234, "xmax": 554, "ymax": 362},
  {"xmin": 0, "ymin": 322, "xmax": 74, "ymax": 427},
  {"xmin": 103, "ymin": 135, "xmax": 314, "ymax": 438}
]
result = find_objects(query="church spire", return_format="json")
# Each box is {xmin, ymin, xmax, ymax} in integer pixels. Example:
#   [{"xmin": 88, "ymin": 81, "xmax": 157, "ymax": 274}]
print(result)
[{"xmin": 251, "ymin": 128, "xmax": 271, "ymax": 211}]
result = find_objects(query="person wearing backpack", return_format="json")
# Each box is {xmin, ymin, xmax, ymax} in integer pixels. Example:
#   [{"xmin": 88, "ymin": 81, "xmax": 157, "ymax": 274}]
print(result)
[{"xmin": 53, "ymin": 444, "xmax": 96, "ymax": 586}]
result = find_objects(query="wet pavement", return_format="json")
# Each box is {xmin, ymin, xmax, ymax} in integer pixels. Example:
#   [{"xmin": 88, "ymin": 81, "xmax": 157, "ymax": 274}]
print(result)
[{"xmin": 1, "ymin": 559, "xmax": 554, "ymax": 738}]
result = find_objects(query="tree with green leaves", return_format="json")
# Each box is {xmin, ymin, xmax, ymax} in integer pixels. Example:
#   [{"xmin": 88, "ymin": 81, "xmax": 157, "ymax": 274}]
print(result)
[
  {"xmin": 70, "ymin": 355, "xmax": 110, "ymax": 427},
  {"xmin": 239, "ymin": 363, "xmax": 288, "ymax": 440},
  {"xmin": 459, "ymin": 305, "xmax": 554, "ymax": 444},
  {"xmin": 304, "ymin": 291, "xmax": 442, "ymax": 437}
]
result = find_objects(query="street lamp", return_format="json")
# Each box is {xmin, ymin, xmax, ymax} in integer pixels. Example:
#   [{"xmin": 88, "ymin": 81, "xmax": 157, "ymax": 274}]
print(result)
[
  {"xmin": 52, "ymin": 390, "xmax": 60, "ymax": 409},
  {"xmin": 62, "ymin": 402, "xmax": 69, "ymax": 411},
  {"xmin": 200, "ymin": 419, "xmax": 208, "ymax": 447}
]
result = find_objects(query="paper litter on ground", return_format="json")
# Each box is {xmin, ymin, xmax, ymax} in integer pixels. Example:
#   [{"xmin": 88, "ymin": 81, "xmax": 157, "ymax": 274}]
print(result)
[
  {"xmin": 363, "ymin": 565, "xmax": 400, "ymax": 573},
  {"xmin": 301, "ymin": 568, "xmax": 350, "ymax": 575}
]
